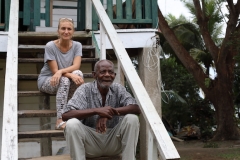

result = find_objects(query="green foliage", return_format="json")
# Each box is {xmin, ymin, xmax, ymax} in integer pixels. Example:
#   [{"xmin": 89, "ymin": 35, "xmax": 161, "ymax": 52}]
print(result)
[{"xmin": 161, "ymin": 57, "xmax": 215, "ymax": 139}]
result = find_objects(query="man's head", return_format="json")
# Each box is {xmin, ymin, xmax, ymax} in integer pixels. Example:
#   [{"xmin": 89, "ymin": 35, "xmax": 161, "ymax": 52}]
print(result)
[{"xmin": 93, "ymin": 60, "xmax": 116, "ymax": 90}]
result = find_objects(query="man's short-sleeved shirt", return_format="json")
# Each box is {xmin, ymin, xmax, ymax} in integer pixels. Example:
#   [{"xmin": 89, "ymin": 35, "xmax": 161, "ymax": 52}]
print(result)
[
  {"xmin": 64, "ymin": 80, "xmax": 138, "ymax": 128},
  {"xmin": 37, "ymin": 41, "xmax": 82, "ymax": 89}
]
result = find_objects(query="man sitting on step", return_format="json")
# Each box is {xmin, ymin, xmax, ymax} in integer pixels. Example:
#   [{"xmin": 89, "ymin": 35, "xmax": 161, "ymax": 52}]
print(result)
[{"xmin": 62, "ymin": 59, "xmax": 141, "ymax": 160}]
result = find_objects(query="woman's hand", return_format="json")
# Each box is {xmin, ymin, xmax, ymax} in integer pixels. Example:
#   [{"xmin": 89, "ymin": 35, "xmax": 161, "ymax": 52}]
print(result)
[
  {"xmin": 71, "ymin": 74, "xmax": 84, "ymax": 86},
  {"xmin": 50, "ymin": 70, "xmax": 63, "ymax": 86}
]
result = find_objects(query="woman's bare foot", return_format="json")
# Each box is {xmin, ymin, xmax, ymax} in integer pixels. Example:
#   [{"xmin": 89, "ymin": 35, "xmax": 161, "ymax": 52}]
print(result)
[{"xmin": 55, "ymin": 118, "xmax": 66, "ymax": 130}]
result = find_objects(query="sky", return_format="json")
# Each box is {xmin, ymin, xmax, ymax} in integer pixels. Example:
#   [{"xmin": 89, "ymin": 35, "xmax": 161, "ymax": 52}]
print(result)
[{"xmin": 158, "ymin": 0, "xmax": 192, "ymax": 18}]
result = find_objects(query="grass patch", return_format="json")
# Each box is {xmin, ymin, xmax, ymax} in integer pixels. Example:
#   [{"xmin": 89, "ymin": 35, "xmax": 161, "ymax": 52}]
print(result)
[
  {"xmin": 203, "ymin": 142, "xmax": 219, "ymax": 148},
  {"xmin": 218, "ymin": 149, "xmax": 240, "ymax": 159}
]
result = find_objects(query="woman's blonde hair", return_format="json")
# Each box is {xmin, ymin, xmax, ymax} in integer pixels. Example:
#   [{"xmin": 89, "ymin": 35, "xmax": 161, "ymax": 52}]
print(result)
[{"xmin": 58, "ymin": 18, "xmax": 75, "ymax": 30}]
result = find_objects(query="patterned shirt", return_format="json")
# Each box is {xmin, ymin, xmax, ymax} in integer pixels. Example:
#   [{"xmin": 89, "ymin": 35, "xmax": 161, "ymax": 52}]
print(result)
[{"xmin": 64, "ymin": 80, "xmax": 138, "ymax": 128}]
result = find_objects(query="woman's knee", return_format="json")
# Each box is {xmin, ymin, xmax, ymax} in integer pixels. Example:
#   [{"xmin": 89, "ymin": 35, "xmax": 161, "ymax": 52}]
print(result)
[
  {"xmin": 60, "ymin": 77, "xmax": 71, "ymax": 86},
  {"xmin": 72, "ymin": 70, "xmax": 83, "ymax": 78}
]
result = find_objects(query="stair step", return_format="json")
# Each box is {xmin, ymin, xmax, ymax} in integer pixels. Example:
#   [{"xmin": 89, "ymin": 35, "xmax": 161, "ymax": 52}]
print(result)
[
  {"xmin": 18, "ymin": 58, "xmax": 99, "ymax": 63},
  {"xmin": 18, "ymin": 130, "xmax": 64, "ymax": 139},
  {"xmin": 19, "ymin": 31, "xmax": 92, "ymax": 38},
  {"xmin": 24, "ymin": 155, "xmax": 121, "ymax": 160},
  {"xmin": 18, "ymin": 110, "xmax": 56, "ymax": 118},
  {"xmin": 18, "ymin": 73, "xmax": 93, "ymax": 80},
  {"xmin": 18, "ymin": 45, "xmax": 95, "ymax": 50},
  {"xmin": 18, "ymin": 91, "xmax": 53, "ymax": 97}
]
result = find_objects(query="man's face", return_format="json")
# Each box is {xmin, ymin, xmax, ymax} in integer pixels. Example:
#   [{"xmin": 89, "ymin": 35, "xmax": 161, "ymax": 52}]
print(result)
[{"xmin": 94, "ymin": 61, "xmax": 116, "ymax": 90}]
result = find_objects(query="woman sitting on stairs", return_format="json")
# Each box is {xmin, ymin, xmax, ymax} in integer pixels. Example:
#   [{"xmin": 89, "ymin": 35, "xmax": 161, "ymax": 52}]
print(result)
[{"xmin": 37, "ymin": 18, "xmax": 84, "ymax": 130}]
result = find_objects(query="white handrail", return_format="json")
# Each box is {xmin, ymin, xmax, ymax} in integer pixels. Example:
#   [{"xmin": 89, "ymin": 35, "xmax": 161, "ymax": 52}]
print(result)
[
  {"xmin": 1, "ymin": 0, "xmax": 19, "ymax": 159},
  {"xmin": 91, "ymin": 0, "xmax": 180, "ymax": 159}
]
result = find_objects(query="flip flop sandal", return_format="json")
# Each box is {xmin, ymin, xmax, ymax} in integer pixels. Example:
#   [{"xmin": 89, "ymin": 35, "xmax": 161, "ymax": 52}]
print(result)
[{"xmin": 56, "ymin": 121, "xmax": 66, "ymax": 130}]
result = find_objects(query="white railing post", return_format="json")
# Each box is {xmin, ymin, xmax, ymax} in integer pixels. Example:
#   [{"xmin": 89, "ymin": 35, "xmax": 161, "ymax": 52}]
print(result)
[
  {"xmin": 100, "ymin": 22, "xmax": 106, "ymax": 60},
  {"xmin": 147, "ymin": 125, "xmax": 159, "ymax": 160},
  {"xmin": 85, "ymin": 0, "xmax": 92, "ymax": 30},
  {"xmin": 1, "ymin": 0, "xmax": 19, "ymax": 159},
  {"xmin": 116, "ymin": 61, "xmax": 125, "ymax": 85}
]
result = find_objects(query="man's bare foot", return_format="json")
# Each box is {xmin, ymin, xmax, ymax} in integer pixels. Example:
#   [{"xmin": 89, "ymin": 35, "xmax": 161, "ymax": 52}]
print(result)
[{"xmin": 55, "ymin": 118, "xmax": 66, "ymax": 130}]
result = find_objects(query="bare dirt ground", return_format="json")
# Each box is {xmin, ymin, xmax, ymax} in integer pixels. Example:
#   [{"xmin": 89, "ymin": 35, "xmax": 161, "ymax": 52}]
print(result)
[{"xmin": 174, "ymin": 140, "xmax": 240, "ymax": 160}]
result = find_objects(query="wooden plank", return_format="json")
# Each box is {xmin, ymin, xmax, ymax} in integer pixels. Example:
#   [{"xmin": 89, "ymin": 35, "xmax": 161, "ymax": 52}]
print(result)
[
  {"xmin": 107, "ymin": 0, "xmax": 113, "ymax": 20},
  {"xmin": 91, "ymin": 31, "xmax": 101, "ymax": 58},
  {"xmin": 125, "ymin": 0, "xmax": 132, "ymax": 19},
  {"xmin": 50, "ymin": 0, "xmax": 53, "ymax": 27},
  {"xmin": 1, "ymin": 0, "xmax": 19, "ymax": 159},
  {"xmin": 18, "ymin": 58, "xmax": 99, "ymax": 63},
  {"xmin": 116, "ymin": 0, "xmax": 123, "ymax": 19},
  {"xmin": 18, "ymin": 31, "xmax": 92, "ymax": 38},
  {"xmin": 18, "ymin": 91, "xmax": 54, "ymax": 97},
  {"xmin": 23, "ymin": 0, "xmax": 31, "ymax": 25},
  {"xmin": 85, "ymin": 0, "xmax": 92, "ymax": 30},
  {"xmin": 144, "ymin": 0, "xmax": 151, "ymax": 19},
  {"xmin": 45, "ymin": 0, "xmax": 51, "ymax": 27},
  {"xmin": 135, "ymin": 0, "xmax": 142, "ymax": 19},
  {"xmin": 92, "ymin": 2, "xmax": 98, "ymax": 31},
  {"xmin": 4, "ymin": 0, "xmax": 11, "ymax": 31},
  {"xmin": 18, "ymin": 110, "xmax": 56, "ymax": 118},
  {"xmin": 100, "ymin": 22, "xmax": 106, "ymax": 59},
  {"xmin": 77, "ymin": 0, "xmax": 85, "ymax": 31},
  {"xmin": 39, "ymin": 95, "xmax": 52, "ymax": 156},
  {"xmin": 91, "ymin": 0, "xmax": 180, "ymax": 159},
  {"xmin": 26, "ymin": 155, "xmax": 121, "ymax": 160},
  {"xmin": 18, "ymin": 130, "xmax": 64, "ymax": 138},
  {"xmin": 34, "ymin": 0, "xmax": 41, "ymax": 26},
  {"xmin": 151, "ymin": 0, "xmax": 158, "ymax": 28},
  {"xmin": 0, "ymin": 0, "xmax": 2, "ymax": 23},
  {"xmin": 111, "ymin": 19, "xmax": 152, "ymax": 23},
  {"xmin": 18, "ymin": 73, "xmax": 93, "ymax": 80},
  {"xmin": 18, "ymin": 44, "xmax": 95, "ymax": 50}
]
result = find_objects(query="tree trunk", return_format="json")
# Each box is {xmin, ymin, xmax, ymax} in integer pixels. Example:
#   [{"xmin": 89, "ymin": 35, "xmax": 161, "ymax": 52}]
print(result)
[{"xmin": 207, "ymin": 71, "xmax": 240, "ymax": 140}]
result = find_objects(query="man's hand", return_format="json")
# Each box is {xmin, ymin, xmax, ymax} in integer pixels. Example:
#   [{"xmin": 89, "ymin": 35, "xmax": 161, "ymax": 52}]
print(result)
[
  {"xmin": 95, "ymin": 106, "xmax": 120, "ymax": 119},
  {"xmin": 96, "ymin": 117, "xmax": 108, "ymax": 133},
  {"xmin": 70, "ymin": 74, "xmax": 84, "ymax": 86},
  {"xmin": 50, "ymin": 70, "xmax": 63, "ymax": 86}
]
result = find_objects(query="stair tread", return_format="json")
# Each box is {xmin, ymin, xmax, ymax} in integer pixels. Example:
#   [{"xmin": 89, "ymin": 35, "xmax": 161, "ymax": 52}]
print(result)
[
  {"xmin": 25, "ymin": 155, "xmax": 121, "ymax": 160},
  {"xmin": 18, "ymin": 91, "xmax": 52, "ymax": 96},
  {"xmin": 18, "ymin": 44, "xmax": 95, "ymax": 50},
  {"xmin": 18, "ymin": 130, "xmax": 64, "ymax": 138},
  {"xmin": 18, "ymin": 58, "xmax": 99, "ymax": 63},
  {"xmin": 18, "ymin": 110, "xmax": 56, "ymax": 118},
  {"xmin": 18, "ymin": 73, "xmax": 93, "ymax": 80},
  {"xmin": 18, "ymin": 31, "xmax": 92, "ymax": 38}
]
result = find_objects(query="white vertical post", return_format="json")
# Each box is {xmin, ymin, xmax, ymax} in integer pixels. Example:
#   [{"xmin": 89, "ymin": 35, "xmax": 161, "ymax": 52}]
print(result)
[
  {"xmin": 85, "ymin": 0, "xmax": 92, "ymax": 30},
  {"xmin": 116, "ymin": 60, "xmax": 125, "ymax": 85},
  {"xmin": 147, "ymin": 125, "xmax": 159, "ymax": 160},
  {"xmin": 1, "ymin": 0, "xmax": 19, "ymax": 159},
  {"xmin": 100, "ymin": 22, "xmax": 106, "ymax": 60}
]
